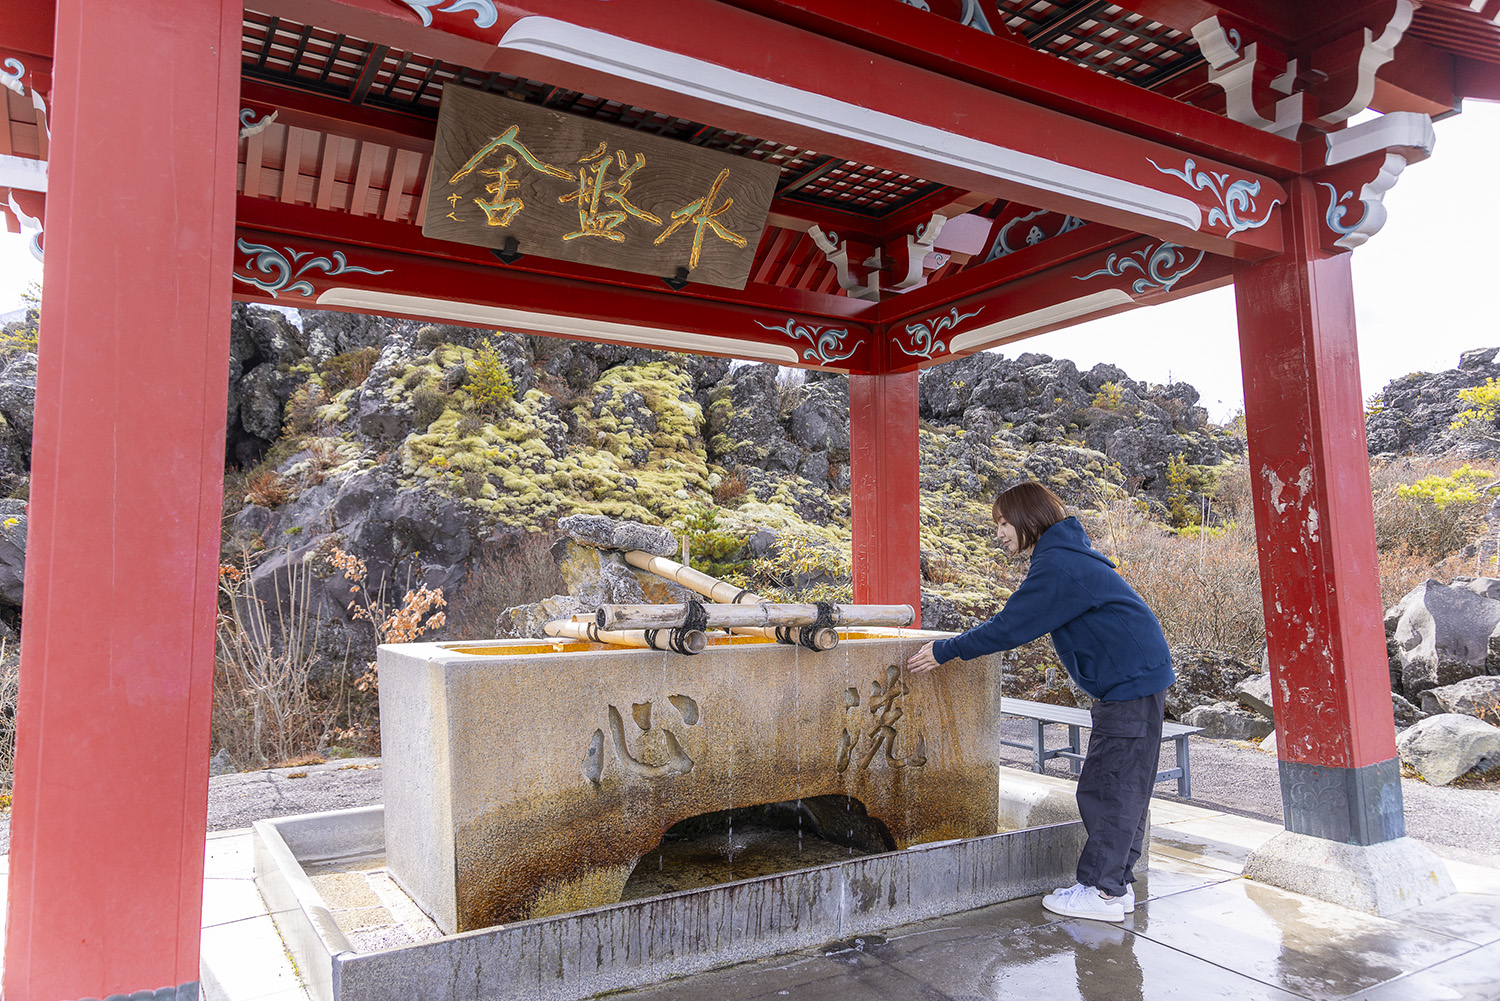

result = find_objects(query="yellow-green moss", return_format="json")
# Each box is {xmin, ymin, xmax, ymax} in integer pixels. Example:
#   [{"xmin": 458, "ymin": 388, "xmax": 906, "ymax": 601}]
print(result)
[{"xmin": 395, "ymin": 359, "xmax": 722, "ymax": 527}]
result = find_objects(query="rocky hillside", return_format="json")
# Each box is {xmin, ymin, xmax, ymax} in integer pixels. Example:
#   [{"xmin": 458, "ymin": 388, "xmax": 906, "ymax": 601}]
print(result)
[{"xmin": 1366, "ymin": 347, "xmax": 1500, "ymax": 456}]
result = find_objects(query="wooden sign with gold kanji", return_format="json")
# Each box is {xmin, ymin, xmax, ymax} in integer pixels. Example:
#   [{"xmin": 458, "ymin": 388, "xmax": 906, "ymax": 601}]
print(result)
[{"xmin": 424, "ymin": 86, "xmax": 780, "ymax": 290}]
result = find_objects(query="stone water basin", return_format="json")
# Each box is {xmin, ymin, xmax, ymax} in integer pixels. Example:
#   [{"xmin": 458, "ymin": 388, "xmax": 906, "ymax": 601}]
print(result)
[{"xmin": 378, "ymin": 628, "xmax": 1006, "ymax": 934}]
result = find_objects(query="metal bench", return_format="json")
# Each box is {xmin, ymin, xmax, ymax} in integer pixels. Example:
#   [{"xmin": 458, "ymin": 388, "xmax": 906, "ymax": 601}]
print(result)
[{"xmin": 999, "ymin": 696, "xmax": 1203, "ymax": 797}]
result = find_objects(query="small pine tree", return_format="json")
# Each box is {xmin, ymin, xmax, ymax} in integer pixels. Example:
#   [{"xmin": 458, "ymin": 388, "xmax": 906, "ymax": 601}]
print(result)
[
  {"xmin": 0, "ymin": 281, "xmax": 40, "ymax": 353},
  {"xmin": 1451, "ymin": 378, "xmax": 1500, "ymax": 440},
  {"xmin": 1166, "ymin": 453, "xmax": 1196, "ymax": 529},
  {"xmin": 467, "ymin": 337, "xmax": 515, "ymax": 417}
]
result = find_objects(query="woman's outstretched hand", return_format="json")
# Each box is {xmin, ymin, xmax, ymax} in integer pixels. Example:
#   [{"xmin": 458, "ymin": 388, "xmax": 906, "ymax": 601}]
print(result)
[{"xmin": 907, "ymin": 641, "xmax": 942, "ymax": 674}]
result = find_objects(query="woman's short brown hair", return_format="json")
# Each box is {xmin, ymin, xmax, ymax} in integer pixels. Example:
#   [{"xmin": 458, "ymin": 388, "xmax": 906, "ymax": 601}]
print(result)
[{"xmin": 992, "ymin": 482, "xmax": 1068, "ymax": 551}]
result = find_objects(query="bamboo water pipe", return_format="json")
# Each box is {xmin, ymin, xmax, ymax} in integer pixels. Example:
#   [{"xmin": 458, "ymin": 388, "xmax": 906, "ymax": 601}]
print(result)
[
  {"xmin": 573, "ymin": 612, "xmax": 836, "ymax": 651},
  {"xmin": 621, "ymin": 551, "xmax": 861, "ymax": 651},
  {"xmin": 623, "ymin": 551, "xmax": 766, "ymax": 604},
  {"xmin": 595, "ymin": 602, "xmax": 915, "ymax": 631},
  {"xmin": 543, "ymin": 618, "xmax": 708, "ymax": 655}
]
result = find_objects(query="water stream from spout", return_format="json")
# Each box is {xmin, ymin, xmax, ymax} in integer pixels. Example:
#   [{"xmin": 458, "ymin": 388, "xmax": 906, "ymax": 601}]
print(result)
[
  {"xmin": 793, "ymin": 643, "xmax": 803, "ymax": 857},
  {"xmin": 660, "ymin": 646, "xmax": 669, "ymax": 872},
  {"xmin": 841, "ymin": 638, "xmax": 853, "ymax": 855}
]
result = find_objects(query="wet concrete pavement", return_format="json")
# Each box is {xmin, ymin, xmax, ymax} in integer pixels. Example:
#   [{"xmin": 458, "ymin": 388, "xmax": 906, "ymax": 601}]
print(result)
[
  {"xmin": 191, "ymin": 770, "xmax": 1500, "ymax": 1001},
  {"xmin": 610, "ymin": 802, "xmax": 1500, "ymax": 1001}
]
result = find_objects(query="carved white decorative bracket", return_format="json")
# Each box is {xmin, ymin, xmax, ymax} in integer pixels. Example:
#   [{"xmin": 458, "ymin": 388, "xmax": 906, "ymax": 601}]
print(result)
[
  {"xmin": 239, "ymin": 108, "xmax": 279, "ymax": 138},
  {"xmin": 7, "ymin": 190, "xmax": 44, "ymax": 262},
  {"xmin": 1319, "ymin": 0, "xmax": 1414, "ymax": 127},
  {"xmin": 885, "ymin": 213, "xmax": 947, "ymax": 292},
  {"xmin": 1192, "ymin": 1, "xmax": 1414, "ymax": 136},
  {"xmin": 0, "ymin": 57, "xmax": 24, "ymax": 96},
  {"xmin": 1324, "ymin": 110, "xmax": 1435, "ymax": 166},
  {"xmin": 30, "ymin": 88, "xmax": 47, "ymax": 143},
  {"xmin": 1318, "ymin": 111, "xmax": 1434, "ymax": 250},
  {"xmin": 1190, "ymin": 24, "xmax": 1305, "ymax": 138},
  {"xmin": 809, "ymin": 225, "xmax": 881, "ymax": 301}
]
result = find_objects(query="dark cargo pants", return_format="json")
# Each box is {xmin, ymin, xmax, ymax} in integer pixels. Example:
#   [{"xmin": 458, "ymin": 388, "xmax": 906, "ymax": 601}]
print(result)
[{"xmin": 1074, "ymin": 689, "xmax": 1167, "ymax": 897}]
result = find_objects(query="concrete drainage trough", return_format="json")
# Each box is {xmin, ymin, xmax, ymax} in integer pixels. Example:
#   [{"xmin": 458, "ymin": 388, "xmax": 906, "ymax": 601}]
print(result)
[{"xmin": 252, "ymin": 803, "xmax": 1086, "ymax": 1001}]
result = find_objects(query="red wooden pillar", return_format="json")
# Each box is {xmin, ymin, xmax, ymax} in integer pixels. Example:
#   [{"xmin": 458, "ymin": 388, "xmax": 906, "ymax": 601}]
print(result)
[
  {"xmin": 3, "ymin": 0, "xmax": 240, "ymax": 997},
  {"xmin": 850, "ymin": 372, "xmax": 922, "ymax": 621},
  {"xmin": 1234, "ymin": 177, "xmax": 1402, "ymax": 846}
]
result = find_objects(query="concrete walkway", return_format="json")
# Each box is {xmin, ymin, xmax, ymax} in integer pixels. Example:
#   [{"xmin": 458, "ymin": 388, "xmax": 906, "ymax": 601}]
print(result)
[{"xmin": 194, "ymin": 771, "xmax": 1500, "ymax": 1001}]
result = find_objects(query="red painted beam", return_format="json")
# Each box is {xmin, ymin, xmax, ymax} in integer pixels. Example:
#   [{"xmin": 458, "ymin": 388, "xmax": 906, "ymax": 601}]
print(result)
[
  {"xmin": 1370, "ymin": 35, "xmax": 1459, "ymax": 116},
  {"xmin": 1456, "ymin": 55, "xmax": 1500, "ymax": 101},
  {"xmin": 0, "ymin": 0, "xmax": 55, "ymax": 59},
  {"xmin": 881, "ymin": 235, "xmax": 1238, "ymax": 372},
  {"xmin": 709, "ymin": 0, "xmax": 1302, "ymax": 176},
  {"xmin": 850, "ymin": 368, "xmax": 922, "ymax": 618},
  {"xmin": 232, "ymin": 218, "xmax": 879, "ymax": 372},
  {"xmin": 1236, "ymin": 176, "xmax": 1394, "ymax": 773},
  {"xmin": 236, "ymin": 195, "xmax": 867, "ymax": 321},
  {"xmin": 4, "ymin": 0, "xmax": 241, "ymax": 997}
]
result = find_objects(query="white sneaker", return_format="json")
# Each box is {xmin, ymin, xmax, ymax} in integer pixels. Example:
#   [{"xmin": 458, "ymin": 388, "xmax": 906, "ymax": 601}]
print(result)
[
  {"xmin": 1053, "ymin": 882, "xmax": 1135, "ymax": 913},
  {"xmin": 1042, "ymin": 883, "xmax": 1126, "ymax": 922}
]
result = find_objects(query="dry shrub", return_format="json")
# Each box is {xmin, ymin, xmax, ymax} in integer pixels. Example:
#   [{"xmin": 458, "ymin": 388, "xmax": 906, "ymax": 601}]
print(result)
[
  {"xmin": 412, "ymin": 385, "xmax": 448, "ymax": 429},
  {"xmin": 1369, "ymin": 455, "xmax": 1496, "ymax": 608},
  {"xmin": 446, "ymin": 533, "xmax": 567, "ymax": 640},
  {"xmin": 213, "ymin": 554, "xmax": 339, "ymax": 769},
  {"xmin": 301, "ymin": 436, "xmax": 348, "ymax": 486},
  {"xmin": 415, "ymin": 325, "xmax": 448, "ymax": 351},
  {"xmin": 321, "ymin": 346, "xmax": 380, "ymax": 393},
  {"xmin": 1376, "ymin": 543, "xmax": 1449, "ymax": 615},
  {"xmin": 713, "ymin": 469, "xmax": 747, "ymax": 504},
  {"xmin": 0, "ymin": 638, "xmax": 18, "ymax": 792},
  {"xmin": 1370, "ymin": 455, "xmax": 1492, "ymax": 562},
  {"xmin": 456, "ymin": 412, "xmax": 485, "ymax": 438},
  {"xmin": 1207, "ymin": 457, "xmax": 1254, "ymax": 522},
  {"xmin": 924, "ymin": 551, "xmax": 965, "ymax": 586},
  {"xmin": 244, "ymin": 469, "xmax": 292, "ymax": 508},
  {"xmin": 1086, "ymin": 501, "xmax": 1265, "ymax": 661},
  {"xmin": 286, "ymin": 381, "xmax": 327, "ymax": 436}
]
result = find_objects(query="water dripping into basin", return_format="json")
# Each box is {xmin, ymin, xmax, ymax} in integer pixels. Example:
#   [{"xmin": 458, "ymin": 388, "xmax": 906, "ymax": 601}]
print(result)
[
  {"xmin": 618, "ymin": 796, "xmax": 895, "ymax": 901},
  {"xmin": 793, "ymin": 642, "xmax": 803, "ymax": 858}
]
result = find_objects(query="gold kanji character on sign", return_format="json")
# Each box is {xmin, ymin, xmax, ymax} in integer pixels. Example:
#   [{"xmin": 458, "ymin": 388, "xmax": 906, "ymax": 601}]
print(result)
[
  {"xmin": 448, "ymin": 124, "xmax": 572, "ymax": 228},
  {"xmin": 654, "ymin": 168, "xmax": 746, "ymax": 267},
  {"xmin": 560, "ymin": 143, "xmax": 661, "ymax": 242}
]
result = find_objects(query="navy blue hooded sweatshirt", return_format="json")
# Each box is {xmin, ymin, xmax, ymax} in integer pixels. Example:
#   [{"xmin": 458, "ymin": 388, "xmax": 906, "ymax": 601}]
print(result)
[{"xmin": 931, "ymin": 516, "xmax": 1175, "ymax": 702}]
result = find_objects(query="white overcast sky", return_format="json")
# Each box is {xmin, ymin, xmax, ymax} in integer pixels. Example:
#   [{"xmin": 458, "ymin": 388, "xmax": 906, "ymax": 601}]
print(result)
[{"xmin": 0, "ymin": 100, "xmax": 1495, "ymax": 422}]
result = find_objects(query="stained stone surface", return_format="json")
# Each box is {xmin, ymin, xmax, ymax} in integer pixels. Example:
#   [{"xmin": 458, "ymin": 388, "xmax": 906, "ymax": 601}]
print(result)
[{"xmin": 378, "ymin": 630, "xmax": 1003, "ymax": 933}]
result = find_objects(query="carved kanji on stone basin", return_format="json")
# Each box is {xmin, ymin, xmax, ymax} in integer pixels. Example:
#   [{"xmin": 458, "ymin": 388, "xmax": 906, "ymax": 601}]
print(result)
[{"xmin": 378, "ymin": 631, "xmax": 1003, "ymax": 933}]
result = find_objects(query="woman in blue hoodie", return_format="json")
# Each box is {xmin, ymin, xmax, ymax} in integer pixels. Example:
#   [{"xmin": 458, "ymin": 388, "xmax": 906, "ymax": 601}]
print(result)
[{"xmin": 907, "ymin": 482, "xmax": 1175, "ymax": 923}]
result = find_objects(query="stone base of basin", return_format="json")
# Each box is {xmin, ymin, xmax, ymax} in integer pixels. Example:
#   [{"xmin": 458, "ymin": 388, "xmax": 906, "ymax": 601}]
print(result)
[
  {"xmin": 379, "ymin": 630, "xmax": 1004, "ymax": 933},
  {"xmin": 251, "ymin": 804, "xmax": 1086, "ymax": 1001}
]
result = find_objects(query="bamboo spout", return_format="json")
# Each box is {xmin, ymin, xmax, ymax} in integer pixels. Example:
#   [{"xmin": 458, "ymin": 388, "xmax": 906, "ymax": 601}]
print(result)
[
  {"xmin": 622, "ymin": 551, "xmax": 766, "ymax": 604},
  {"xmin": 544, "ymin": 619, "xmax": 707, "ymax": 655}
]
